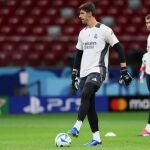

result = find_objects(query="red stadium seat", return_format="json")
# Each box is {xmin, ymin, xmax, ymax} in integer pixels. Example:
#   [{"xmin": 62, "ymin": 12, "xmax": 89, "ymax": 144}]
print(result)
[
  {"xmin": 31, "ymin": 43, "xmax": 46, "ymax": 53},
  {"xmin": 0, "ymin": 42, "xmax": 14, "ymax": 52},
  {"xmin": 0, "ymin": 25, "xmax": 12, "ymax": 35},
  {"xmin": 10, "ymin": 51, "xmax": 26, "ymax": 66},
  {"xmin": 15, "ymin": 25, "xmax": 30, "ymax": 35},
  {"xmin": 31, "ymin": 26, "xmax": 46, "ymax": 35},
  {"xmin": 26, "ymin": 52, "xmax": 43, "ymax": 67},
  {"xmin": 17, "ymin": 43, "xmax": 31, "ymax": 52},
  {"xmin": 14, "ymin": 8, "xmax": 27, "ymax": 16},
  {"xmin": 8, "ymin": 16, "xmax": 19, "ymax": 25},
  {"xmin": 7, "ymin": 0, "xmax": 17, "ymax": 6},
  {"xmin": 42, "ymin": 51, "xmax": 57, "ymax": 66},
  {"xmin": 0, "ymin": 51, "xmax": 9, "ymax": 66},
  {"xmin": 38, "ymin": 17, "xmax": 51, "ymax": 25},
  {"xmin": 23, "ymin": 17, "xmax": 35, "ymax": 25},
  {"xmin": 20, "ymin": 0, "xmax": 33, "ymax": 6}
]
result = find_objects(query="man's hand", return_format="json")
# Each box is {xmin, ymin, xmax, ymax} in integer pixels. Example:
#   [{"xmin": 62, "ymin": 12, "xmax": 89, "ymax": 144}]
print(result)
[
  {"xmin": 119, "ymin": 67, "xmax": 132, "ymax": 86},
  {"xmin": 72, "ymin": 70, "xmax": 79, "ymax": 93}
]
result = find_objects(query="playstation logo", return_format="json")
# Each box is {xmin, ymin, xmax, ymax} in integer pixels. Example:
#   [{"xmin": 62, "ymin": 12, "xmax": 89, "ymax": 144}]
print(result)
[{"xmin": 23, "ymin": 96, "xmax": 44, "ymax": 114}]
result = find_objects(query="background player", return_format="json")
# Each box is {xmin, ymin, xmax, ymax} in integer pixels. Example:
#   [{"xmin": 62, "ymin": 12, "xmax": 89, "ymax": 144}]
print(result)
[
  {"xmin": 68, "ymin": 2, "xmax": 132, "ymax": 146},
  {"xmin": 138, "ymin": 14, "xmax": 150, "ymax": 136}
]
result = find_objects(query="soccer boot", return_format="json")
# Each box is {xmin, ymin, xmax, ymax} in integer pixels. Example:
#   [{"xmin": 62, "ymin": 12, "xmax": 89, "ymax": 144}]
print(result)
[
  {"xmin": 68, "ymin": 127, "xmax": 79, "ymax": 137},
  {"xmin": 138, "ymin": 129, "xmax": 150, "ymax": 136},
  {"xmin": 84, "ymin": 139, "xmax": 102, "ymax": 146}
]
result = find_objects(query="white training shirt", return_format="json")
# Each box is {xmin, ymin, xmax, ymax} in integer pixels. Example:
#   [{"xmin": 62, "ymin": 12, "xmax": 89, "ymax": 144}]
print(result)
[
  {"xmin": 147, "ymin": 34, "xmax": 150, "ymax": 52},
  {"xmin": 76, "ymin": 23, "xmax": 119, "ymax": 77},
  {"xmin": 142, "ymin": 51, "xmax": 150, "ymax": 75}
]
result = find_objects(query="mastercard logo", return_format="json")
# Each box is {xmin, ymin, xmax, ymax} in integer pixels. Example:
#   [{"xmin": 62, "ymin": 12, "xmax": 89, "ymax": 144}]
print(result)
[{"xmin": 110, "ymin": 98, "xmax": 128, "ymax": 111}]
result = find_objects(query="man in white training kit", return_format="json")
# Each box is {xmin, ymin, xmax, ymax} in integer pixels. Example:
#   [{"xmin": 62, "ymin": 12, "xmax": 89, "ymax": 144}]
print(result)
[
  {"xmin": 139, "ymin": 14, "xmax": 150, "ymax": 136},
  {"xmin": 68, "ymin": 2, "xmax": 132, "ymax": 146}
]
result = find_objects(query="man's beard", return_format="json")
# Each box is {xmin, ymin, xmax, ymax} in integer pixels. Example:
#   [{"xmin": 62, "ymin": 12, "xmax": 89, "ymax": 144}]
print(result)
[{"xmin": 80, "ymin": 19, "xmax": 87, "ymax": 25}]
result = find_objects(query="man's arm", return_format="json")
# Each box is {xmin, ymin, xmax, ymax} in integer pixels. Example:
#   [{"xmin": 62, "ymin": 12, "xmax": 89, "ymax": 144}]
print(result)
[
  {"xmin": 72, "ymin": 49, "xmax": 83, "ymax": 92},
  {"xmin": 113, "ymin": 42, "xmax": 126, "ymax": 65},
  {"xmin": 113, "ymin": 42, "xmax": 132, "ymax": 86},
  {"xmin": 73, "ymin": 49, "xmax": 83, "ymax": 72},
  {"xmin": 139, "ymin": 64, "xmax": 146, "ymax": 83}
]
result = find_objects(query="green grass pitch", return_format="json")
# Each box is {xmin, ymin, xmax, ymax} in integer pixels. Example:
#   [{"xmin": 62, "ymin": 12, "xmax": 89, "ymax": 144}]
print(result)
[{"xmin": 0, "ymin": 112, "xmax": 150, "ymax": 150}]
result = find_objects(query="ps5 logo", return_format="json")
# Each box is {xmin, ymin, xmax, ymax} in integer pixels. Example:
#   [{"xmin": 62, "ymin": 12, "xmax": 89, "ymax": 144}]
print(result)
[
  {"xmin": 47, "ymin": 98, "xmax": 81, "ymax": 112},
  {"xmin": 23, "ymin": 97, "xmax": 81, "ymax": 113},
  {"xmin": 23, "ymin": 96, "xmax": 44, "ymax": 114}
]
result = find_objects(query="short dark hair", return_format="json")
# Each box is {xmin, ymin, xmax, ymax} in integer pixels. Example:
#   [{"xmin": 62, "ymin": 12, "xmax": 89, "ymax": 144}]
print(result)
[
  {"xmin": 79, "ymin": 2, "xmax": 96, "ymax": 16},
  {"xmin": 145, "ymin": 14, "xmax": 150, "ymax": 20}
]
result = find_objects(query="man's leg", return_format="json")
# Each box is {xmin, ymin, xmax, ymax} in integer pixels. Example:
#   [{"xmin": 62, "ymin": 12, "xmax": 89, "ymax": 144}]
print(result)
[
  {"xmin": 77, "ymin": 83, "xmax": 97, "ymax": 121},
  {"xmin": 138, "ymin": 74, "xmax": 150, "ymax": 136},
  {"xmin": 68, "ymin": 83, "xmax": 97, "ymax": 136},
  {"xmin": 83, "ymin": 93, "xmax": 102, "ymax": 146}
]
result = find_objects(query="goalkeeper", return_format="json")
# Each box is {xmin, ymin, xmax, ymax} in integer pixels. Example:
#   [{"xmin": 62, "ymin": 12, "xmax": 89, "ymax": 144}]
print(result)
[{"xmin": 68, "ymin": 1, "xmax": 132, "ymax": 146}]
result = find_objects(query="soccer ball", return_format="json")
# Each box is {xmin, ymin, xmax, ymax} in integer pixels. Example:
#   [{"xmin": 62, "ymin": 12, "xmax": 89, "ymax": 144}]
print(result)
[{"xmin": 55, "ymin": 133, "xmax": 71, "ymax": 147}]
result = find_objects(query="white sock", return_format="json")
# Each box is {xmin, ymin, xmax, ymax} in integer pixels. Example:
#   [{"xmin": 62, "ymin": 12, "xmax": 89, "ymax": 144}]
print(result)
[
  {"xmin": 145, "ymin": 124, "xmax": 150, "ymax": 132},
  {"xmin": 93, "ymin": 131, "xmax": 101, "ymax": 142},
  {"xmin": 73, "ymin": 120, "xmax": 82, "ymax": 131}
]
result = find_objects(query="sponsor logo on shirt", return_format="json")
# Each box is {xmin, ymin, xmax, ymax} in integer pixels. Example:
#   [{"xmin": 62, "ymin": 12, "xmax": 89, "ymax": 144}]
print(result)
[{"xmin": 83, "ymin": 42, "xmax": 97, "ymax": 49}]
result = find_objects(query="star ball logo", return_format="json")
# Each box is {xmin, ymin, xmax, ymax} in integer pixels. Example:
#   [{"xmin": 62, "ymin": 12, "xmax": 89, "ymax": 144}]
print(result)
[{"xmin": 109, "ymin": 98, "xmax": 128, "ymax": 111}]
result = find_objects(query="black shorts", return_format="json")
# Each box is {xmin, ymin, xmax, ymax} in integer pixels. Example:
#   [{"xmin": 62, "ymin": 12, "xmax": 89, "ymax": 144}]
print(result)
[{"xmin": 79, "ymin": 73, "xmax": 105, "ymax": 92}]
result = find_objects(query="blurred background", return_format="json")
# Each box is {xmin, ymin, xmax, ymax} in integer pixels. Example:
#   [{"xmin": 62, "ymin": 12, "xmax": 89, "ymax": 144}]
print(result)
[{"xmin": 0, "ymin": 0, "xmax": 149, "ymax": 114}]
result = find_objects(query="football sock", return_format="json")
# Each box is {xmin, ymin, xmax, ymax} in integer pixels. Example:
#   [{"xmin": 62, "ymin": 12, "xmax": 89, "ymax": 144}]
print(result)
[
  {"xmin": 145, "ymin": 124, "xmax": 150, "ymax": 132},
  {"xmin": 93, "ymin": 131, "xmax": 101, "ymax": 142},
  {"xmin": 74, "ymin": 120, "xmax": 82, "ymax": 131}
]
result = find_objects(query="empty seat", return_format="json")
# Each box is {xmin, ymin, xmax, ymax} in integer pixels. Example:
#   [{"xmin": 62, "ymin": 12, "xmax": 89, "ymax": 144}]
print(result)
[
  {"xmin": 30, "ymin": 7, "xmax": 43, "ymax": 16},
  {"xmin": 15, "ymin": 25, "xmax": 29, "ymax": 35},
  {"xmin": 0, "ymin": 8, "xmax": 11, "ymax": 16},
  {"xmin": 0, "ymin": 51, "xmax": 9, "ymax": 66},
  {"xmin": 26, "ymin": 52, "xmax": 42, "ymax": 67},
  {"xmin": 20, "ymin": 0, "xmax": 33, "ymax": 6},
  {"xmin": 7, "ymin": 0, "xmax": 17, "ymax": 6},
  {"xmin": 63, "ymin": 26, "xmax": 76, "ymax": 35},
  {"xmin": 31, "ymin": 26, "xmax": 46, "ymax": 35},
  {"xmin": 42, "ymin": 51, "xmax": 57, "ymax": 66},
  {"xmin": 37, "ymin": 0, "xmax": 49, "ymax": 6},
  {"xmin": 10, "ymin": 51, "xmax": 26, "ymax": 66},
  {"xmin": 0, "ymin": 25, "xmax": 12, "ymax": 35},
  {"xmin": 1, "ymin": 43, "xmax": 14, "ymax": 51},
  {"xmin": 125, "ymin": 26, "xmax": 137, "ymax": 35},
  {"xmin": 32, "ymin": 43, "xmax": 46, "ymax": 53},
  {"xmin": 14, "ymin": 8, "xmax": 27, "ymax": 16},
  {"xmin": 38, "ymin": 17, "xmax": 51, "ymax": 25},
  {"xmin": 23, "ymin": 17, "xmax": 35, "ymax": 25},
  {"xmin": 44, "ymin": 8, "xmax": 58, "ymax": 16},
  {"xmin": 17, "ymin": 43, "xmax": 31, "ymax": 52},
  {"xmin": 8, "ymin": 16, "xmax": 19, "ymax": 25},
  {"xmin": 52, "ymin": 0, "xmax": 63, "ymax": 7}
]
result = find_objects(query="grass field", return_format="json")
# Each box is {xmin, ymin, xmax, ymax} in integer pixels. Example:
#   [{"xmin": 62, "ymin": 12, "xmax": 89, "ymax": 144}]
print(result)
[{"xmin": 0, "ymin": 112, "xmax": 150, "ymax": 150}]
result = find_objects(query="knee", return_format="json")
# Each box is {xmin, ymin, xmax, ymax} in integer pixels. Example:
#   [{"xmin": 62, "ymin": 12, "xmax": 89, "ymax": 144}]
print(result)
[{"xmin": 81, "ymin": 83, "xmax": 97, "ymax": 99}]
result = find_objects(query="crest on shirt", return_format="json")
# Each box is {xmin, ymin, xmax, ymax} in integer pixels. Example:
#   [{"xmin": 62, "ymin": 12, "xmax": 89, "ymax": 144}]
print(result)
[{"xmin": 94, "ymin": 34, "xmax": 98, "ymax": 39}]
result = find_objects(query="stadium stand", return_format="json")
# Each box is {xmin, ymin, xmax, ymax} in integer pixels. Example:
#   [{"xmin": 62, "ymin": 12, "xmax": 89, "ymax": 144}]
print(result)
[{"xmin": 0, "ymin": 0, "xmax": 148, "ymax": 66}]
